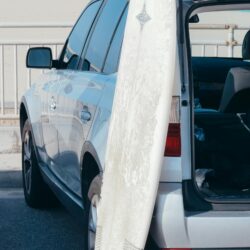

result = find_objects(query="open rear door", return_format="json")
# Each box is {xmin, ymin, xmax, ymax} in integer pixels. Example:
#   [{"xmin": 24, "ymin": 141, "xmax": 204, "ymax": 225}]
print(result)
[
  {"xmin": 166, "ymin": 1, "xmax": 250, "ymax": 249},
  {"xmin": 96, "ymin": 0, "xmax": 177, "ymax": 249}
]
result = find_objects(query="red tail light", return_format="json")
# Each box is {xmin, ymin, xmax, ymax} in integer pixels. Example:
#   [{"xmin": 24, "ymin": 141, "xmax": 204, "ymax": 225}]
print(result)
[
  {"xmin": 164, "ymin": 97, "xmax": 181, "ymax": 157},
  {"xmin": 164, "ymin": 123, "xmax": 181, "ymax": 157}
]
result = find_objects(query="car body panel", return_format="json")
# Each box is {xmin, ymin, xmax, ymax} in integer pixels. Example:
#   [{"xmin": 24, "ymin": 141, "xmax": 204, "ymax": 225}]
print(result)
[
  {"xmin": 23, "ymin": 69, "xmax": 114, "ymax": 197},
  {"xmin": 54, "ymin": 70, "xmax": 107, "ymax": 196},
  {"xmin": 20, "ymin": 0, "xmax": 250, "ymax": 249},
  {"xmin": 41, "ymin": 76, "xmax": 60, "ymax": 166},
  {"xmin": 86, "ymin": 73, "xmax": 116, "ymax": 171},
  {"xmin": 151, "ymin": 184, "xmax": 250, "ymax": 249}
]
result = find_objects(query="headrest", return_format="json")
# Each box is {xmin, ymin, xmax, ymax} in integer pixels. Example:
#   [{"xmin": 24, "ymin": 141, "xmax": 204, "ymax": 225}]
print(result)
[
  {"xmin": 219, "ymin": 67, "xmax": 250, "ymax": 113},
  {"xmin": 242, "ymin": 30, "xmax": 250, "ymax": 60}
]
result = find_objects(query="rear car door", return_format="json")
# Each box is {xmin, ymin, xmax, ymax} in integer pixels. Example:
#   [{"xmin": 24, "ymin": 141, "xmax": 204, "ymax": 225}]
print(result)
[
  {"xmin": 55, "ymin": 0, "xmax": 128, "ymax": 196},
  {"xmin": 45, "ymin": 0, "xmax": 102, "ymax": 191},
  {"xmin": 153, "ymin": 1, "xmax": 250, "ymax": 249}
]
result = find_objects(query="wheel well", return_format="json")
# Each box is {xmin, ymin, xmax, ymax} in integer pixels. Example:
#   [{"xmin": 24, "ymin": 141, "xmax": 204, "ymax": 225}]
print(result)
[
  {"xmin": 20, "ymin": 103, "xmax": 28, "ymax": 134},
  {"xmin": 81, "ymin": 152, "xmax": 100, "ymax": 201}
]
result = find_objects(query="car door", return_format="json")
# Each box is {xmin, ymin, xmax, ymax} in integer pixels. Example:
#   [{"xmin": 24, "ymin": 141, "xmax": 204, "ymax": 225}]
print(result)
[
  {"xmin": 159, "ymin": 1, "xmax": 250, "ymax": 249},
  {"xmin": 40, "ymin": 71, "xmax": 61, "ymax": 166},
  {"xmin": 43, "ymin": 0, "xmax": 102, "ymax": 187},
  {"xmin": 55, "ymin": 71, "xmax": 106, "ymax": 197},
  {"xmin": 55, "ymin": 0, "xmax": 128, "ymax": 197}
]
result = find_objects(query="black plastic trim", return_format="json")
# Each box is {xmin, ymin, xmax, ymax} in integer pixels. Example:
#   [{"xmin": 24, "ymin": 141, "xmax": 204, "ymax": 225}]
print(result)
[
  {"xmin": 26, "ymin": 47, "xmax": 53, "ymax": 69},
  {"xmin": 183, "ymin": 180, "xmax": 212, "ymax": 211},
  {"xmin": 183, "ymin": 180, "xmax": 250, "ymax": 211},
  {"xmin": 39, "ymin": 162, "xmax": 85, "ymax": 224}
]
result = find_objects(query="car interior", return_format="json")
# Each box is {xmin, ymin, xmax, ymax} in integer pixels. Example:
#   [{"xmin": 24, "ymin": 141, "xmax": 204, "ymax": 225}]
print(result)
[{"xmin": 190, "ymin": 9, "xmax": 250, "ymax": 199}]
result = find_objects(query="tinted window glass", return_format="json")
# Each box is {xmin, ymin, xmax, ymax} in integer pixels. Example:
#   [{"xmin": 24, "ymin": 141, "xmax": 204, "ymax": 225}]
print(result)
[
  {"xmin": 83, "ymin": 0, "xmax": 127, "ymax": 72},
  {"xmin": 103, "ymin": 7, "xmax": 128, "ymax": 74},
  {"xmin": 62, "ymin": 1, "xmax": 101, "ymax": 70}
]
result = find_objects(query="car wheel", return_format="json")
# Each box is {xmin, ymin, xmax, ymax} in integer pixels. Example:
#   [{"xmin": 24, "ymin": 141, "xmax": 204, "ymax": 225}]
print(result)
[
  {"xmin": 83, "ymin": 174, "xmax": 101, "ymax": 250},
  {"xmin": 22, "ymin": 119, "xmax": 57, "ymax": 208},
  {"xmin": 87, "ymin": 194, "xmax": 99, "ymax": 250}
]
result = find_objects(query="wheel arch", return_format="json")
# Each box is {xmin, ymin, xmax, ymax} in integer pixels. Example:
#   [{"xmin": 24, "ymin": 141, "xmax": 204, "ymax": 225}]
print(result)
[
  {"xmin": 81, "ymin": 142, "xmax": 103, "ymax": 205},
  {"xmin": 19, "ymin": 99, "xmax": 44, "ymax": 164},
  {"xmin": 20, "ymin": 102, "xmax": 29, "ymax": 135}
]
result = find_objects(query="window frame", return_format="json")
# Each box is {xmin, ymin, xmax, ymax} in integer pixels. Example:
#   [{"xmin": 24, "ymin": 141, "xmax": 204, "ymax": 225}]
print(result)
[
  {"xmin": 102, "ymin": 3, "xmax": 128, "ymax": 74},
  {"xmin": 184, "ymin": 0, "xmax": 250, "ymax": 212},
  {"xmin": 57, "ymin": 0, "xmax": 103, "ymax": 70},
  {"xmin": 78, "ymin": 0, "xmax": 128, "ymax": 73}
]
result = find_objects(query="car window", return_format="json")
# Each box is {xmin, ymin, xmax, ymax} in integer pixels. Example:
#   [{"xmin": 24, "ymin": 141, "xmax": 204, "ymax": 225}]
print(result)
[
  {"xmin": 62, "ymin": 0, "xmax": 102, "ymax": 70},
  {"xmin": 82, "ymin": 0, "xmax": 127, "ymax": 72},
  {"xmin": 103, "ymin": 7, "xmax": 128, "ymax": 74}
]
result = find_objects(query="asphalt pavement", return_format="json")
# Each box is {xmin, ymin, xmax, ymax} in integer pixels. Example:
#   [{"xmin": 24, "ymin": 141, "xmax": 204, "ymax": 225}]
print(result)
[{"xmin": 0, "ymin": 166, "xmax": 85, "ymax": 250}]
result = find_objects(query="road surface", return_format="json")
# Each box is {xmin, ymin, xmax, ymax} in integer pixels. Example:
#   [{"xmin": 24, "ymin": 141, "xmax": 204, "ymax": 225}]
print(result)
[{"xmin": 0, "ymin": 188, "xmax": 85, "ymax": 250}]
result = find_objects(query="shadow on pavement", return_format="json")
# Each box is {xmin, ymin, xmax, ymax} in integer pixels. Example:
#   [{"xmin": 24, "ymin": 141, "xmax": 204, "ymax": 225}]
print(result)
[
  {"xmin": 0, "ymin": 189, "xmax": 85, "ymax": 250},
  {"xmin": 0, "ymin": 170, "xmax": 22, "ymax": 188}
]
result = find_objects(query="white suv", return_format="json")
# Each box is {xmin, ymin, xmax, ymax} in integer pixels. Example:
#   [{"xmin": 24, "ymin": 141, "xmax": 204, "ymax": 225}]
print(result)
[{"xmin": 20, "ymin": 0, "xmax": 250, "ymax": 249}]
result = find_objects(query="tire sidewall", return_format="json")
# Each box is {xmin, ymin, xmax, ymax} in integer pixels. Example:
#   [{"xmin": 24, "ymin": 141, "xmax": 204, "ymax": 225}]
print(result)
[
  {"xmin": 22, "ymin": 120, "xmax": 34, "ymax": 202},
  {"xmin": 83, "ymin": 188, "xmax": 91, "ymax": 250},
  {"xmin": 22, "ymin": 119, "xmax": 48, "ymax": 207}
]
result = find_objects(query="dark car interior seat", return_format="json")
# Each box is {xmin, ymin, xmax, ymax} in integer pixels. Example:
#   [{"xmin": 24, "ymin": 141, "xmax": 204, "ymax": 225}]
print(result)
[
  {"xmin": 192, "ymin": 57, "xmax": 250, "ymax": 109},
  {"xmin": 219, "ymin": 30, "xmax": 250, "ymax": 115},
  {"xmin": 219, "ymin": 67, "xmax": 250, "ymax": 113},
  {"xmin": 194, "ymin": 30, "xmax": 250, "ymax": 193}
]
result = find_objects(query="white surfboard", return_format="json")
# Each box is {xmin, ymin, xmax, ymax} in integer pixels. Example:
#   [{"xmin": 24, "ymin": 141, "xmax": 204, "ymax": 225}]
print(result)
[{"xmin": 96, "ymin": 0, "xmax": 177, "ymax": 249}]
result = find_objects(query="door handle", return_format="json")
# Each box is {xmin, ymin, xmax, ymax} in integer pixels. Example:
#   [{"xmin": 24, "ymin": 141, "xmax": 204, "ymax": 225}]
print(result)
[
  {"xmin": 80, "ymin": 110, "xmax": 91, "ymax": 122},
  {"xmin": 50, "ymin": 97, "xmax": 56, "ymax": 111}
]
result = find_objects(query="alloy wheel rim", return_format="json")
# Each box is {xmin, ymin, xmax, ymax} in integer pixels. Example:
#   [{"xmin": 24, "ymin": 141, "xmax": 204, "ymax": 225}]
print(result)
[
  {"xmin": 88, "ymin": 195, "xmax": 98, "ymax": 250},
  {"xmin": 23, "ymin": 131, "xmax": 32, "ymax": 195}
]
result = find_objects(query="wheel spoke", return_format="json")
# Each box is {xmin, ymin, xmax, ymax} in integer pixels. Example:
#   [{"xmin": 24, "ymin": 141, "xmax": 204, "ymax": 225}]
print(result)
[
  {"xmin": 88, "ymin": 230, "xmax": 96, "ymax": 250},
  {"xmin": 25, "ymin": 166, "xmax": 32, "ymax": 193},
  {"xmin": 88, "ymin": 217, "xmax": 96, "ymax": 233},
  {"xmin": 23, "ymin": 130, "xmax": 33, "ymax": 195},
  {"xmin": 24, "ymin": 132, "xmax": 32, "ymax": 160},
  {"xmin": 88, "ymin": 196, "xmax": 99, "ymax": 250},
  {"xmin": 23, "ymin": 154, "xmax": 30, "ymax": 162}
]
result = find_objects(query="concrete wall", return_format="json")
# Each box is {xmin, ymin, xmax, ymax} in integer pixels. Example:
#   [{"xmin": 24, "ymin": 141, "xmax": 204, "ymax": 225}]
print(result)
[
  {"xmin": 0, "ymin": 0, "xmax": 89, "ymax": 112},
  {"xmin": 0, "ymin": 0, "xmax": 89, "ymax": 166},
  {"xmin": 0, "ymin": 0, "xmax": 89, "ymax": 42},
  {"xmin": 0, "ymin": 0, "xmax": 88, "ymax": 23}
]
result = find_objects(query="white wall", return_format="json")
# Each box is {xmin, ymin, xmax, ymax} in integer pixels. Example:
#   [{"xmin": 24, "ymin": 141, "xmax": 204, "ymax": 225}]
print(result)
[
  {"xmin": 0, "ymin": 0, "xmax": 90, "ymax": 40},
  {"xmin": 0, "ymin": 0, "xmax": 89, "ymax": 115},
  {"xmin": 0, "ymin": 0, "xmax": 88, "ymax": 23}
]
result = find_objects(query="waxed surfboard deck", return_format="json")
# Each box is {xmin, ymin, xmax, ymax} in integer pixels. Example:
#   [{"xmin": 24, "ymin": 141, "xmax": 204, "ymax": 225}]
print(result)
[{"xmin": 96, "ymin": 0, "xmax": 177, "ymax": 249}]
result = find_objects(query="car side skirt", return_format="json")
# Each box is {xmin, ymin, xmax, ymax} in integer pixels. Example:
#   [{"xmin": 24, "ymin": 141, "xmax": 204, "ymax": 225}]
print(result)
[{"xmin": 39, "ymin": 162, "xmax": 85, "ymax": 224}]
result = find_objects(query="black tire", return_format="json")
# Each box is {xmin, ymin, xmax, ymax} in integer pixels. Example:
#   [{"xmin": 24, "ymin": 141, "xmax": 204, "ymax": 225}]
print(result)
[
  {"xmin": 82, "ymin": 177, "xmax": 92, "ymax": 250},
  {"xmin": 22, "ymin": 119, "xmax": 57, "ymax": 208},
  {"xmin": 83, "ymin": 198, "xmax": 92, "ymax": 250},
  {"xmin": 82, "ymin": 176, "xmax": 100, "ymax": 250},
  {"xmin": 82, "ymin": 174, "xmax": 155, "ymax": 250}
]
